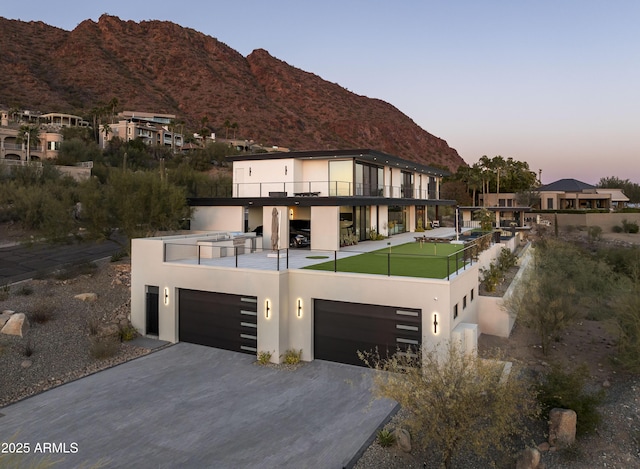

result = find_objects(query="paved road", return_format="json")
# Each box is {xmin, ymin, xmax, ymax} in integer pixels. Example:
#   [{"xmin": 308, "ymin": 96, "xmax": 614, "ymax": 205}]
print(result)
[
  {"xmin": 0, "ymin": 238, "xmax": 123, "ymax": 285},
  {"xmin": 0, "ymin": 343, "xmax": 397, "ymax": 469}
]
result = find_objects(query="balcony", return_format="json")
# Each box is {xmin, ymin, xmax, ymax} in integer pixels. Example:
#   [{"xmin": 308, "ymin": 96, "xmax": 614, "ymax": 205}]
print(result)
[{"xmin": 232, "ymin": 180, "xmax": 439, "ymax": 200}]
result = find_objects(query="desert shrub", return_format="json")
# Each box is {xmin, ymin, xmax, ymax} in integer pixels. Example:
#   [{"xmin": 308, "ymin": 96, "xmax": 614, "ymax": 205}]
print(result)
[
  {"xmin": 87, "ymin": 315, "xmax": 100, "ymax": 336},
  {"xmin": 624, "ymin": 220, "xmax": 640, "ymax": 234},
  {"xmin": 537, "ymin": 363, "xmax": 603, "ymax": 435},
  {"xmin": 257, "ymin": 350, "xmax": 272, "ymax": 365},
  {"xmin": 282, "ymin": 348, "xmax": 302, "ymax": 365},
  {"xmin": 29, "ymin": 303, "xmax": 54, "ymax": 324},
  {"xmin": 587, "ymin": 226, "xmax": 602, "ymax": 242},
  {"xmin": 89, "ymin": 337, "xmax": 120, "ymax": 359},
  {"xmin": 376, "ymin": 429, "xmax": 396, "ymax": 447},
  {"xmin": 119, "ymin": 324, "xmax": 138, "ymax": 341},
  {"xmin": 54, "ymin": 260, "xmax": 97, "ymax": 280},
  {"xmin": 110, "ymin": 250, "xmax": 128, "ymax": 262},
  {"xmin": 0, "ymin": 284, "xmax": 10, "ymax": 301},
  {"xmin": 16, "ymin": 285, "xmax": 34, "ymax": 296},
  {"xmin": 23, "ymin": 339, "xmax": 34, "ymax": 357},
  {"xmin": 612, "ymin": 225, "xmax": 623, "ymax": 233}
]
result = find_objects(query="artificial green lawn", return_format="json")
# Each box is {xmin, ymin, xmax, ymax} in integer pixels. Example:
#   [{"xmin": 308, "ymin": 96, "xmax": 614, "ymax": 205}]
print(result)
[{"xmin": 304, "ymin": 242, "xmax": 469, "ymax": 279}]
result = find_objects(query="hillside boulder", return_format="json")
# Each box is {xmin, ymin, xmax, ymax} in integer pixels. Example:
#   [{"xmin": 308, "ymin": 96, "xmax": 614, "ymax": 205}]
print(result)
[
  {"xmin": 549, "ymin": 408, "xmax": 577, "ymax": 448},
  {"xmin": 1, "ymin": 313, "xmax": 30, "ymax": 337}
]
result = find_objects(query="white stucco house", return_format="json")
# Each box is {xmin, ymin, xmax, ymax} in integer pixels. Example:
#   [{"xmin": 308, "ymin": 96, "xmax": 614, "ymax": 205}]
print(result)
[{"xmin": 131, "ymin": 149, "xmax": 518, "ymax": 365}]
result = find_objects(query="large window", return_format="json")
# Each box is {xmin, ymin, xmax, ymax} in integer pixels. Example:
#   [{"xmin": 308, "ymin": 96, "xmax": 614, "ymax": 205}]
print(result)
[
  {"xmin": 355, "ymin": 162, "xmax": 383, "ymax": 196},
  {"xmin": 329, "ymin": 160, "xmax": 353, "ymax": 196},
  {"xmin": 388, "ymin": 205, "xmax": 407, "ymax": 235},
  {"xmin": 401, "ymin": 171, "xmax": 414, "ymax": 198}
]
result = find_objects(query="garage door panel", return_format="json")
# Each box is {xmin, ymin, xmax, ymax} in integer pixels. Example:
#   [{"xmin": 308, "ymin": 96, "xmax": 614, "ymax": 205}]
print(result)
[
  {"xmin": 179, "ymin": 289, "xmax": 257, "ymax": 354},
  {"xmin": 314, "ymin": 299, "xmax": 421, "ymax": 366}
]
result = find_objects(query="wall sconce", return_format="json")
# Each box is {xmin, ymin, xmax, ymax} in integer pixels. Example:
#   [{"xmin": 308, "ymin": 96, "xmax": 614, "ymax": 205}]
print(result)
[
  {"xmin": 265, "ymin": 299, "xmax": 271, "ymax": 319},
  {"xmin": 285, "ymin": 165, "xmax": 288, "ymax": 175},
  {"xmin": 289, "ymin": 208, "xmax": 294, "ymax": 220},
  {"xmin": 164, "ymin": 287, "xmax": 170, "ymax": 306},
  {"xmin": 249, "ymin": 167, "xmax": 252, "ymax": 176},
  {"xmin": 432, "ymin": 312, "xmax": 439, "ymax": 335},
  {"xmin": 297, "ymin": 299, "xmax": 302, "ymax": 318}
]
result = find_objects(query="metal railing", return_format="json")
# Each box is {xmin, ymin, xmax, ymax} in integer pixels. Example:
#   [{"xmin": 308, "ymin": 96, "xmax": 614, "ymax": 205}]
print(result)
[
  {"xmin": 162, "ymin": 238, "xmax": 487, "ymax": 279},
  {"xmin": 231, "ymin": 180, "xmax": 439, "ymax": 200}
]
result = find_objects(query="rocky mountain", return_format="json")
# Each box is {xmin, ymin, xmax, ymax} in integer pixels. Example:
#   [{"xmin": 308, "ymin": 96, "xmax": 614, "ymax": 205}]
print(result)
[{"xmin": 0, "ymin": 15, "xmax": 465, "ymax": 171}]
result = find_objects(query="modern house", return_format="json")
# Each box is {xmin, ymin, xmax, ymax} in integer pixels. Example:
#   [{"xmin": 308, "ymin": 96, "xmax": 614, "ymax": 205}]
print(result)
[
  {"xmin": 131, "ymin": 149, "xmax": 520, "ymax": 366},
  {"xmin": 190, "ymin": 149, "xmax": 454, "ymax": 250},
  {"xmin": 99, "ymin": 111, "xmax": 183, "ymax": 151}
]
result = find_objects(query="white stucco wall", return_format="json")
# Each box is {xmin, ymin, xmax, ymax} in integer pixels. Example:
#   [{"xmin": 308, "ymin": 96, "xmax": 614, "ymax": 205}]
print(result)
[
  {"xmin": 190, "ymin": 206, "xmax": 244, "ymax": 231},
  {"xmin": 131, "ymin": 234, "xmax": 484, "ymax": 364},
  {"xmin": 310, "ymin": 206, "xmax": 340, "ymax": 250},
  {"xmin": 233, "ymin": 159, "xmax": 295, "ymax": 196}
]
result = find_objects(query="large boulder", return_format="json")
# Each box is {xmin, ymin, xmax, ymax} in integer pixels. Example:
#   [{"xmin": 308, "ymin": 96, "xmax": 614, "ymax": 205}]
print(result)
[
  {"xmin": 549, "ymin": 408, "xmax": 577, "ymax": 448},
  {"xmin": 1, "ymin": 313, "xmax": 30, "ymax": 337},
  {"xmin": 0, "ymin": 310, "xmax": 15, "ymax": 327},
  {"xmin": 393, "ymin": 428, "xmax": 411, "ymax": 453},
  {"xmin": 97, "ymin": 323, "xmax": 121, "ymax": 341}
]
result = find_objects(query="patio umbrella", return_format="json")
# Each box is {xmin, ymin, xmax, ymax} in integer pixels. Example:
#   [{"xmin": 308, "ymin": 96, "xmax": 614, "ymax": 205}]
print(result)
[{"xmin": 271, "ymin": 208, "xmax": 279, "ymax": 251}]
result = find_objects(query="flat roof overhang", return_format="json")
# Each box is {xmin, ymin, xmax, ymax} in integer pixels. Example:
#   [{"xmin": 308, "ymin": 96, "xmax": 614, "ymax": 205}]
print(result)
[
  {"xmin": 189, "ymin": 197, "xmax": 457, "ymax": 208},
  {"xmin": 458, "ymin": 206, "xmax": 531, "ymax": 212}
]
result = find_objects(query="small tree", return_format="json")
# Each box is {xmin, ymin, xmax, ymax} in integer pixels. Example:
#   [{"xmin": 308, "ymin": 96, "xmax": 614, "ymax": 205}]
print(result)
[
  {"xmin": 474, "ymin": 208, "xmax": 494, "ymax": 232},
  {"xmin": 360, "ymin": 343, "xmax": 539, "ymax": 468}
]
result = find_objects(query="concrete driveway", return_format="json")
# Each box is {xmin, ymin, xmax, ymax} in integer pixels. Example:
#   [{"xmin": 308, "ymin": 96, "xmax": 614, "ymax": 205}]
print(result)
[{"xmin": 0, "ymin": 343, "xmax": 397, "ymax": 468}]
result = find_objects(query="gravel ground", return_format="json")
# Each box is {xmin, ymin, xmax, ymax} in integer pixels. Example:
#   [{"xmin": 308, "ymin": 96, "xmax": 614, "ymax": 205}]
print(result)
[{"xmin": 0, "ymin": 259, "xmax": 156, "ymax": 408}]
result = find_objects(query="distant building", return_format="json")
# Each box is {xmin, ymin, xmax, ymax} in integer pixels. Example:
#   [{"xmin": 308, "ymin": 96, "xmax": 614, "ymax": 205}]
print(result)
[
  {"xmin": 0, "ymin": 108, "xmax": 87, "ymax": 161},
  {"xmin": 99, "ymin": 111, "xmax": 183, "ymax": 150}
]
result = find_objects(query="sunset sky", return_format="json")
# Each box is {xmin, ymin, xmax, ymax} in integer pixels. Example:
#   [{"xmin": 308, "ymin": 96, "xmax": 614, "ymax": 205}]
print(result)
[{"xmin": 4, "ymin": 1, "xmax": 639, "ymax": 184}]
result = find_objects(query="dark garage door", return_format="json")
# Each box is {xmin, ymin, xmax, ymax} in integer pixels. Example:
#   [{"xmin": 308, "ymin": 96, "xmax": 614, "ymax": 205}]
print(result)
[
  {"xmin": 179, "ymin": 289, "xmax": 257, "ymax": 354},
  {"xmin": 314, "ymin": 299, "xmax": 421, "ymax": 366}
]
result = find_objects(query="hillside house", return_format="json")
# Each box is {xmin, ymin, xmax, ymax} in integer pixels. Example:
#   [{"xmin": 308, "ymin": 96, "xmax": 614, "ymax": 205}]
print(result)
[{"xmin": 131, "ymin": 149, "xmax": 519, "ymax": 365}]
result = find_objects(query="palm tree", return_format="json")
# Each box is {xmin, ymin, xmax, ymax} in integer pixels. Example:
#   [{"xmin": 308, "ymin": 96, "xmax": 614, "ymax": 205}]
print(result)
[
  {"xmin": 223, "ymin": 119, "xmax": 231, "ymax": 139},
  {"xmin": 231, "ymin": 122, "xmax": 238, "ymax": 139},
  {"xmin": 108, "ymin": 97, "xmax": 119, "ymax": 124},
  {"xmin": 101, "ymin": 123, "xmax": 111, "ymax": 149}
]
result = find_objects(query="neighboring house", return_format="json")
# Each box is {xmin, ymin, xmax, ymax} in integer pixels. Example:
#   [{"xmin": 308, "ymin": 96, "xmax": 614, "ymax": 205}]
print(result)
[
  {"xmin": 0, "ymin": 109, "xmax": 88, "ymax": 161},
  {"xmin": 99, "ymin": 110, "xmax": 183, "ymax": 150},
  {"xmin": 538, "ymin": 178, "xmax": 612, "ymax": 210},
  {"xmin": 131, "ymin": 148, "xmax": 520, "ymax": 366}
]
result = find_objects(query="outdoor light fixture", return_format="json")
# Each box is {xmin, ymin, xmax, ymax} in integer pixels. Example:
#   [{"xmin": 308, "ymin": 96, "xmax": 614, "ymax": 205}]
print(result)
[
  {"xmin": 289, "ymin": 209, "xmax": 294, "ymax": 220},
  {"xmin": 285, "ymin": 165, "xmax": 288, "ymax": 175},
  {"xmin": 432, "ymin": 312, "xmax": 440, "ymax": 335},
  {"xmin": 297, "ymin": 299, "xmax": 302, "ymax": 318},
  {"xmin": 249, "ymin": 167, "xmax": 252, "ymax": 176},
  {"xmin": 265, "ymin": 299, "xmax": 271, "ymax": 319},
  {"xmin": 163, "ymin": 287, "xmax": 170, "ymax": 306}
]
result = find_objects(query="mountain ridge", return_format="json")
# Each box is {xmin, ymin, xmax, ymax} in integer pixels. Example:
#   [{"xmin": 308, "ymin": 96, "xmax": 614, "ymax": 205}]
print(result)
[{"xmin": 0, "ymin": 15, "xmax": 465, "ymax": 171}]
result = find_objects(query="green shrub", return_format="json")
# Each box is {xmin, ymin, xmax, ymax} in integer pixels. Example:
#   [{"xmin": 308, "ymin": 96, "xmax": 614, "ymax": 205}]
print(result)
[
  {"xmin": 282, "ymin": 348, "xmax": 302, "ymax": 365},
  {"xmin": 481, "ymin": 263, "xmax": 502, "ymax": 292},
  {"xmin": 497, "ymin": 247, "xmax": 517, "ymax": 270},
  {"xmin": 612, "ymin": 225, "xmax": 623, "ymax": 233},
  {"xmin": 110, "ymin": 250, "xmax": 129, "ymax": 262},
  {"xmin": 87, "ymin": 315, "xmax": 100, "ymax": 336},
  {"xmin": 377, "ymin": 429, "xmax": 396, "ymax": 447},
  {"xmin": 89, "ymin": 337, "xmax": 120, "ymax": 359},
  {"xmin": 257, "ymin": 350, "xmax": 273, "ymax": 365},
  {"xmin": 119, "ymin": 324, "xmax": 138, "ymax": 341},
  {"xmin": 537, "ymin": 363, "xmax": 603, "ymax": 435}
]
